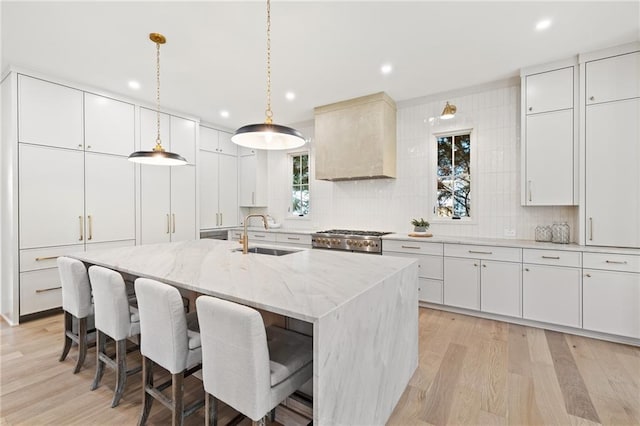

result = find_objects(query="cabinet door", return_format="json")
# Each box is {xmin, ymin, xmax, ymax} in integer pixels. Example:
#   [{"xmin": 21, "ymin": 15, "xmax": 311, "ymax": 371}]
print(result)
[
  {"xmin": 18, "ymin": 75, "xmax": 83, "ymax": 150},
  {"xmin": 84, "ymin": 93, "xmax": 135, "ymax": 156},
  {"xmin": 170, "ymin": 116, "xmax": 196, "ymax": 164},
  {"xmin": 523, "ymin": 264, "xmax": 581, "ymax": 328},
  {"xmin": 19, "ymin": 144, "xmax": 84, "ymax": 249},
  {"xmin": 171, "ymin": 165, "xmax": 196, "ymax": 242},
  {"xmin": 140, "ymin": 165, "xmax": 171, "ymax": 244},
  {"xmin": 525, "ymin": 109, "xmax": 574, "ymax": 205},
  {"xmin": 85, "ymin": 153, "xmax": 135, "ymax": 244},
  {"xmin": 583, "ymin": 270, "xmax": 640, "ymax": 338},
  {"xmin": 586, "ymin": 51, "xmax": 640, "ymax": 105},
  {"xmin": 585, "ymin": 98, "xmax": 640, "ymax": 247},
  {"xmin": 419, "ymin": 278, "xmax": 443, "ymax": 304},
  {"xmin": 525, "ymin": 67, "xmax": 573, "ymax": 114},
  {"xmin": 480, "ymin": 260, "xmax": 521, "ymax": 317},
  {"xmin": 218, "ymin": 154, "xmax": 238, "ymax": 227},
  {"xmin": 199, "ymin": 151, "xmax": 220, "ymax": 228},
  {"xmin": 239, "ymin": 154, "xmax": 257, "ymax": 206},
  {"xmin": 140, "ymin": 107, "xmax": 170, "ymax": 152},
  {"xmin": 20, "ymin": 268, "xmax": 62, "ymax": 315},
  {"xmin": 218, "ymin": 131, "xmax": 238, "ymax": 156},
  {"xmin": 444, "ymin": 257, "xmax": 480, "ymax": 310},
  {"xmin": 199, "ymin": 126, "xmax": 219, "ymax": 152}
]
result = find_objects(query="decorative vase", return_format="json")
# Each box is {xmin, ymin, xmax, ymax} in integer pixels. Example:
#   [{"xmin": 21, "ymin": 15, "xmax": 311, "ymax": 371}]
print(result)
[
  {"xmin": 551, "ymin": 222, "xmax": 570, "ymax": 244},
  {"xmin": 414, "ymin": 226, "xmax": 427, "ymax": 233}
]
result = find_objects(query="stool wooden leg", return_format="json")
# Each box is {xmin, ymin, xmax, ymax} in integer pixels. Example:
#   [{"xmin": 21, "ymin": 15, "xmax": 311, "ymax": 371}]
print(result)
[
  {"xmin": 269, "ymin": 408, "xmax": 276, "ymax": 422},
  {"xmin": 112, "ymin": 339, "xmax": 127, "ymax": 408},
  {"xmin": 205, "ymin": 393, "xmax": 218, "ymax": 426},
  {"xmin": 91, "ymin": 331, "xmax": 106, "ymax": 391},
  {"xmin": 139, "ymin": 357, "xmax": 154, "ymax": 426},
  {"xmin": 59, "ymin": 312, "xmax": 73, "ymax": 362},
  {"xmin": 73, "ymin": 317, "xmax": 88, "ymax": 374},
  {"xmin": 171, "ymin": 372, "xmax": 184, "ymax": 426}
]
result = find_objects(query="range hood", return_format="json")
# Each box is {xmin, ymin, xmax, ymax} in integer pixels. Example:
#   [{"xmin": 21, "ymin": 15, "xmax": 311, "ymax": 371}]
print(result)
[{"xmin": 314, "ymin": 92, "xmax": 397, "ymax": 181}]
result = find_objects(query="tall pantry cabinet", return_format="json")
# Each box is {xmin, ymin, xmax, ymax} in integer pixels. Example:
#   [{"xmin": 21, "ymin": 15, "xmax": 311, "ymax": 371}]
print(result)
[{"xmin": 581, "ymin": 45, "xmax": 640, "ymax": 248}]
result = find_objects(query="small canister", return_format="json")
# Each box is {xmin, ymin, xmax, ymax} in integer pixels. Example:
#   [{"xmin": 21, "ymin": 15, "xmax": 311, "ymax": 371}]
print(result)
[
  {"xmin": 535, "ymin": 225, "xmax": 552, "ymax": 242},
  {"xmin": 551, "ymin": 222, "xmax": 570, "ymax": 244}
]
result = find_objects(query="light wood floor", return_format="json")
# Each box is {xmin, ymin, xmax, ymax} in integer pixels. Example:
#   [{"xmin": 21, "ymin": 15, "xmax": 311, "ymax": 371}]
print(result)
[{"xmin": 2, "ymin": 308, "xmax": 639, "ymax": 425}]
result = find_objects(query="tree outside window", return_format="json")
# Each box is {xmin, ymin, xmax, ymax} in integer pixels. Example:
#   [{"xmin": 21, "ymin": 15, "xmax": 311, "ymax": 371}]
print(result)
[
  {"xmin": 291, "ymin": 153, "xmax": 309, "ymax": 216},
  {"xmin": 436, "ymin": 133, "xmax": 471, "ymax": 218}
]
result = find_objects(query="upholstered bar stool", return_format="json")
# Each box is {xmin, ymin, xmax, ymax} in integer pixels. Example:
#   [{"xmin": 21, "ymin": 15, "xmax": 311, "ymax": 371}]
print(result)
[
  {"xmin": 88, "ymin": 266, "xmax": 142, "ymax": 407},
  {"xmin": 57, "ymin": 256, "xmax": 94, "ymax": 374},
  {"xmin": 195, "ymin": 295, "xmax": 313, "ymax": 426},
  {"xmin": 134, "ymin": 278, "xmax": 203, "ymax": 426}
]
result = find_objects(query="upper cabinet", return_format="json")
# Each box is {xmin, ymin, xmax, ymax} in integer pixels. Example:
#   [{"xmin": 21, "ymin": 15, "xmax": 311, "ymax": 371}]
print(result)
[
  {"xmin": 200, "ymin": 125, "xmax": 237, "ymax": 156},
  {"xmin": 18, "ymin": 75, "xmax": 83, "ymax": 150},
  {"xmin": 84, "ymin": 93, "xmax": 135, "ymax": 156},
  {"xmin": 140, "ymin": 107, "xmax": 196, "ymax": 164},
  {"xmin": 585, "ymin": 51, "xmax": 640, "ymax": 105},
  {"xmin": 521, "ymin": 63, "xmax": 578, "ymax": 206}
]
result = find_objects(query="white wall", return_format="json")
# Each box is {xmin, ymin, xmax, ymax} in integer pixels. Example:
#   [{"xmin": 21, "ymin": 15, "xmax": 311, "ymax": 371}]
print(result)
[{"xmin": 265, "ymin": 79, "xmax": 578, "ymax": 241}]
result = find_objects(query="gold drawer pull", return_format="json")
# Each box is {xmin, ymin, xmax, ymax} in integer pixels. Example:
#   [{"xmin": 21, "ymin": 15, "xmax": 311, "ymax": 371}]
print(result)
[
  {"xmin": 469, "ymin": 250, "xmax": 493, "ymax": 255},
  {"xmin": 36, "ymin": 286, "xmax": 62, "ymax": 293},
  {"xmin": 287, "ymin": 237, "xmax": 300, "ymax": 241},
  {"xmin": 605, "ymin": 260, "xmax": 628, "ymax": 265},
  {"xmin": 253, "ymin": 235, "xmax": 266, "ymax": 238},
  {"xmin": 542, "ymin": 256, "xmax": 560, "ymax": 260},
  {"xmin": 35, "ymin": 255, "xmax": 58, "ymax": 261},
  {"xmin": 401, "ymin": 245, "xmax": 421, "ymax": 249}
]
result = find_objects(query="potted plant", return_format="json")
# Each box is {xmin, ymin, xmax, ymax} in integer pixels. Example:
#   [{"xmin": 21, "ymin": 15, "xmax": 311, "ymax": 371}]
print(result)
[{"xmin": 411, "ymin": 218, "xmax": 430, "ymax": 233}]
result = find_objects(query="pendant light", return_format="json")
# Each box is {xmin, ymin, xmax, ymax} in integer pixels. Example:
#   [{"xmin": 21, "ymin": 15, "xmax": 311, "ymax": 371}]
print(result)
[
  {"xmin": 440, "ymin": 101, "xmax": 457, "ymax": 120},
  {"xmin": 128, "ymin": 33, "xmax": 187, "ymax": 166},
  {"xmin": 231, "ymin": 0, "xmax": 305, "ymax": 150}
]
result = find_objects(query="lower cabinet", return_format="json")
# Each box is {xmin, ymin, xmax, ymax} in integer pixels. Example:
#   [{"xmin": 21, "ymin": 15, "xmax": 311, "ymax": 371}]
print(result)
[
  {"xmin": 20, "ymin": 269, "xmax": 63, "ymax": 315},
  {"xmin": 444, "ymin": 257, "xmax": 480, "ymax": 310}
]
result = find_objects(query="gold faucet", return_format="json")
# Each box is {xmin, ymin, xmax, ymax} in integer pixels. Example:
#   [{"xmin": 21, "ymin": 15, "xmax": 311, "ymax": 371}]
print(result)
[{"xmin": 239, "ymin": 214, "xmax": 269, "ymax": 254}]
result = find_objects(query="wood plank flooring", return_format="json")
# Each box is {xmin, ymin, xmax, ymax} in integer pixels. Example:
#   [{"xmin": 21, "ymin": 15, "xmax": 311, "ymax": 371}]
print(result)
[{"xmin": 2, "ymin": 308, "xmax": 639, "ymax": 425}]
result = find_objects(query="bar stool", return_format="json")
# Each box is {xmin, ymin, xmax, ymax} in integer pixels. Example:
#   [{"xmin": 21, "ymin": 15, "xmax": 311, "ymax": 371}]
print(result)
[
  {"xmin": 195, "ymin": 295, "xmax": 313, "ymax": 426},
  {"xmin": 134, "ymin": 278, "xmax": 203, "ymax": 426},
  {"xmin": 57, "ymin": 256, "xmax": 94, "ymax": 374},
  {"xmin": 88, "ymin": 265, "xmax": 142, "ymax": 407}
]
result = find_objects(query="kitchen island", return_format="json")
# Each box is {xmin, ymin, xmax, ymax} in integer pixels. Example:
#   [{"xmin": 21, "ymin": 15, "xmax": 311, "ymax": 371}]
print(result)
[{"xmin": 69, "ymin": 239, "xmax": 419, "ymax": 425}]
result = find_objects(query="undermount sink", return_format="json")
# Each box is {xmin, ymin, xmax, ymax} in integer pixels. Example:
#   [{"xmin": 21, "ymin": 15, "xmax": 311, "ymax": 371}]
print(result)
[{"xmin": 234, "ymin": 247, "xmax": 300, "ymax": 256}]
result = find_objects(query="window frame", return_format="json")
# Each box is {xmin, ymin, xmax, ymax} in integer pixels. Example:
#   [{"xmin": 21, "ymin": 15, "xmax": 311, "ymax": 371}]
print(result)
[
  {"xmin": 289, "ymin": 151, "xmax": 310, "ymax": 218},
  {"xmin": 429, "ymin": 128, "xmax": 476, "ymax": 224}
]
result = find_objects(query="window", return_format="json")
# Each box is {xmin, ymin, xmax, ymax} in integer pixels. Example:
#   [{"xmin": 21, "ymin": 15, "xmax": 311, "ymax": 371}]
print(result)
[
  {"xmin": 290, "ymin": 153, "xmax": 309, "ymax": 216},
  {"xmin": 435, "ymin": 132, "xmax": 471, "ymax": 219}
]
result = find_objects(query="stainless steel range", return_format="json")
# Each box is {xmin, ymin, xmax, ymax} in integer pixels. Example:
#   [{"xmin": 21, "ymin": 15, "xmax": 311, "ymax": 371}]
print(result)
[{"xmin": 311, "ymin": 229, "xmax": 393, "ymax": 254}]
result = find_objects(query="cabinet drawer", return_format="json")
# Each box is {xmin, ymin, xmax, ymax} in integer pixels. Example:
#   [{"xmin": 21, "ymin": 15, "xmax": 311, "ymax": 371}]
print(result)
[
  {"xmin": 20, "ymin": 268, "xmax": 63, "ymax": 315},
  {"xmin": 275, "ymin": 233, "xmax": 312, "ymax": 245},
  {"xmin": 384, "ymin": 252, "xmax": 442, "ymax": 280},
  {"xmin": 383, "ymin": 240, "xmax": 443, "ymax": 256},
  {"xmin": 523, "ymin": 249, "xmax": 581, "ymax": 267},
  {"xmin": 444, "ymin": 244, "xmax": 522, "ymax": 262},
  {"xmin": 228, "ymin": 230, "xmax": 243, "ymax": 240},
  {"xmin": 85, "ymin": 239, "xmax": 135, "ymax": 252},
  {"xmin": 583, "ymin": 252, "xmax": 640, "ymax": 273},
  {"xmin": 419, "ymin": 278, "xmax": 443, "ymax": 304},
  {"xmin": 20, "ymin": 244, "xmax": 84, "ymax": 272},
  {"xmin": 247, "ymin": 231, "xmax": 276, "ymax": 242}
]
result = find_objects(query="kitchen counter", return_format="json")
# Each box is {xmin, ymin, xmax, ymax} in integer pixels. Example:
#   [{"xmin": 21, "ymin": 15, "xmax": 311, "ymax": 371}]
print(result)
[{"xmin": 69, "ymin": 239, "xmax": 418, "ymax": 426}]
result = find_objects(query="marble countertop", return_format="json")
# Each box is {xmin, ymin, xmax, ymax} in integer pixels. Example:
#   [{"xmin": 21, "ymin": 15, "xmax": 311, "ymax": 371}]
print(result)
[
  {"xmin": 69, "ymin": 239, "xmax": 416, "ymax": 322},
  {"xmin": 382, "ymin": 234, "xmax": 640, "ymax": 255}
]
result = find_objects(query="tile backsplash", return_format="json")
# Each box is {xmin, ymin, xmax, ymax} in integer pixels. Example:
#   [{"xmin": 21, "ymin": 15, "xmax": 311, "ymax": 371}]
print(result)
[{"xmin": 263, "ymin": 79, "xmax": 578, "ymax": 241}]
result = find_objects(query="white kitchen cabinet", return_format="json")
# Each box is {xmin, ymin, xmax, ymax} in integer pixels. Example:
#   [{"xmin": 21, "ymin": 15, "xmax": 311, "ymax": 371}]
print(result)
[
  {"xmin": 523, "ymin": 264, "xmax": 581, "ymax": 328},
  {"xmin": 20, "ymin": 268, "xmax": 63, "ymax": 315},
  {"xmin": 585, "ymin": 98, "xmax": 640, "ymax": 247},
  {"xmin": 586, "ymin": 51, "xmax": 640, "ymax": 105},
  {"xmin": 218, "ymin": 131, "xmax": 237, "ymax": 155},
  {"xmin": 199, "ymin": 126, "xmax": 238, "ymax": 228},
  {"xmin": 444, "ymin": 257, "xmax": 480, "ymax": 310},
  {"xmin": 19, "ymin": 144, "xmax": 85, "ymax": 249},
  {"xmin": 170, "ymin": 115, "xmax": 197, "ymax": 165},
  {"xmin": 239, "ymin": 150, "xmax": 268, "ymax": 207},
  {"xmin": 521, "ymin": 64, "xmax": 577, "ymax": 206},
  {"xmin": 525, "ymin": 66, "xmax": 574, "ymax": 114},
  {"xmin": 141, "ymin": 106, "xmax": 197, "ymax": 164},
  {"xmin": 84, "ymin": 92, "xmax": 135, "ymax": 156},
  {"xmin": 140, "ymin": 164, "xmax": 196, "ymax": 244},
  {"xmin": 480, "ymin": 260, "xmax": 522, "ymax": 317},
  {"xmin": 275, "ymin": 233, "xmax": 312, "ymax": 248},
  {"xmin": 18, "ymin": 74, "xmax": 83, "ymax": 150}
]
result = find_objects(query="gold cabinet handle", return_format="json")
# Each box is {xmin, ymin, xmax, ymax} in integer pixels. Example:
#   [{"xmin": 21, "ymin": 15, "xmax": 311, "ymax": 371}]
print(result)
[
  {"xmin": 79, "ymin": 216, "xmax": 83, "ymax": 241},
  {"xmin": 166, "ymin": 214, "xmax": 170, "ymax": 234},
  {"xmin": 35, "ymin": 255, "xmax": 58, "ymax": 261},
  {"xmin": 524, "ymin": 268, "xmax": 530, "ymax": 271},
  {"xmin": 253, "ymin": 234, "xmax": 266, "ymax": 238},
  {"xmin": 88, "ymin": 215, "xmax": 93, "ymax": 240},
  {"xmin": 172, "ymin": 214, "xmax": 176, "ymax": 233},
  {"xmin": 469, "ymin": 250, "xmax": 493, "ymax": 255},
  {"xmin": 528, "ymin": 180, "xmax": 532, "ymax": 202},
  {"xmin": 541, "ymin": 256, "xmax": 560, "ymax": 260},
  {"xmin": 36, "ymin": 286, "xmax": 62, "ymax": 293},
  {"xmin": 220, "ymin": 213, "xmax": 223, "ymax": 225},
  {"xmin": 585, "ymin": 273, "xmax": 591, "ymax": 278},
  {"xmin": 216, "ymin": 213, "xmax": 219, "ymax": 227},
  {"xmin": 605, "ymin": 260, "xmax": 628, "ymax": 265},
  {"xmin": 287, "ymin": 237, "xmax": 300, "ymax": 241},
  {"xmin": 589, "ymin": 217, "xmax": 593, "ymax": 241},
  {"xmin": 401, "ymin": 245, "xmax": 421, "ymax": 250},
  {"xmin": 482, "ymin": 264, "xmax": 487, "ymax": 268}
]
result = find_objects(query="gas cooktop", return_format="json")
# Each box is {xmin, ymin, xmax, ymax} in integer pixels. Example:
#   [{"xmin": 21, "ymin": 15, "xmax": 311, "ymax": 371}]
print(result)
[
  {"xmin": 311, "ymin": 229, "xmax": 393, "ymax": 253},
  {"xmin": 314, "ymin": 229, "xmax": 392, "ymax": 237}
]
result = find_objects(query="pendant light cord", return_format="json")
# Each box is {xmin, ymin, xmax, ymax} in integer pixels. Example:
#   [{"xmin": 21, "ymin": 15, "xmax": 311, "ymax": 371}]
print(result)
[
  {"xmin": 155, "ymin": 40, "xmax": 162, "ymax": 148},
  {"xmin": 265, "ymin": 0, "xmax": 273, "ymax": 124}
]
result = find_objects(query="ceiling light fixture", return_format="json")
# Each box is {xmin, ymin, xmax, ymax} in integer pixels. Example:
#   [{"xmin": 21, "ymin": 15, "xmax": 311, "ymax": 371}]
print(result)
[
  {"xmin": 128, "ymin": 80, "xmax": 140, "ymax": 90},
  {"xmin": 381, "ymin": 63, "xmax": 393, "ymax": 74},
  {"xmin": 440, "ymin": 101, "xmax": 457, "ymax": 120},
  {"xmin": 536, "ymin": 19, "xmax": 551, "ymax": 31},
  {"xmin": 128, "ymin": 33, "xmax": 187, "ymax": 166},
  {"xmin": 220, "ymin": 110, "xmax": 230, "ymax": 118},
  {"xmin": 231, "ymin": 0, "xmax": 305, "ymax": 150},
  {"xmin": 285, "ymin": 91, "xmax": 296, "ymax": 101}
]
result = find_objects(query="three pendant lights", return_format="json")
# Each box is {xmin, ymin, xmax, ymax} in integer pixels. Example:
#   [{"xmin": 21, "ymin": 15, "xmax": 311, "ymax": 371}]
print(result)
[{"xmin": 128, "ymin": 0, "xmax": 305, "ymax": 167}]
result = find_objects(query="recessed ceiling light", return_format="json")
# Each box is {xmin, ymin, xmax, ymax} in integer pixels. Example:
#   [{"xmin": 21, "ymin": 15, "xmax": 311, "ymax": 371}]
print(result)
[
  {"xmin": 128, "ymin": 80, "xmax": 140, "ymax": 90},
  {"xmin": 285, "ymin": 91, "xmax": 296, "ymax": 101},
  {"xmin": 220, "ymin": 110, "xmax": 230, "ymax": 118},
  {"xmin": 381, "ymin": 63, "xmax": 393, "ymax": 75},
  {"xmin": 536, "ymin": 19, "xmax": 551, "ymax": 31}
]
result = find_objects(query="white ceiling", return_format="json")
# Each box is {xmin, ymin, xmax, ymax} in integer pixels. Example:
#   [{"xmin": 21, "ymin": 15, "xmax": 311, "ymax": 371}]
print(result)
[{"xmin": 2, "ymin": 1, "xmax": 639, "ymax": 132}]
